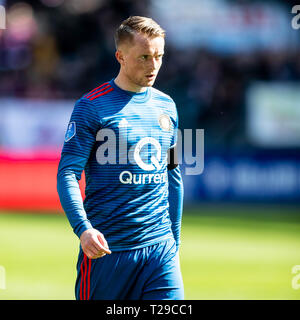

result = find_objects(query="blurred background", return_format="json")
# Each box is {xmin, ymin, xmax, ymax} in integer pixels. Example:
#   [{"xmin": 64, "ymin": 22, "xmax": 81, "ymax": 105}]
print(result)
[{"xmin": 0, "ymin": 0, "xmax": 300, "ymax": 299}]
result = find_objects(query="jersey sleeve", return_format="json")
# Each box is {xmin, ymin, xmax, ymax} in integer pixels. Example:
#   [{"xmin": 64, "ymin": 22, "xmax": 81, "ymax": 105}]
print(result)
[
  {"xmin": 58, "ymin": 98, "xmax": 100, "ymax": 238},
  {"xmin": 62, "ymin": 98, "xmax": 100, "ymax": 158},
  {"xmin": 57, "ymin": 153, "xmax": 93, "ymax": 238},
  {"xmin": 167, "ymin": 100, "xmax": 183, "ymax": 252},
  {"xmin": 170, "ymin": 102, "xmax": 179, "ymax": 149},
  {"xmin": 168, "ymin": 151, "xmax": 183, "ymax": 252}
]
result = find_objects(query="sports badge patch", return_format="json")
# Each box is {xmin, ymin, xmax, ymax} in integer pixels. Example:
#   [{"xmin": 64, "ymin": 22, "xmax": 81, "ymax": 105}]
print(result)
[
  {"xmin": 65, "ymin": 121, "xmax": 76, "ymax": 142},
  {"xmin": 158, "ymin": 114, "xmax": 172, "ymax": 131}
]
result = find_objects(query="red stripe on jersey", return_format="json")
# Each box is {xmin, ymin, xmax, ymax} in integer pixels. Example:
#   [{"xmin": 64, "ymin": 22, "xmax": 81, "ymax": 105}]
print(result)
[
  {"xmin": 89, "ymin": 87, "xmax": 114, "ymax": 101},
  {"xmin": 86, "ymin": 84, "xmax": 111, "ymax": 99},
  {"xmin": 87, "ymin": 258, "xmax": 91, "ymax": 300},
  {"xmin": 84, "ymin": 82, "xmax": 109, "ymax": 99},
  {"xmin": 80, "ymin": 259, "xmax": 84, "ymax": 300},
  {"xmin": 83, "ymin": 254, "xmax": 87, "ymax": 300}
]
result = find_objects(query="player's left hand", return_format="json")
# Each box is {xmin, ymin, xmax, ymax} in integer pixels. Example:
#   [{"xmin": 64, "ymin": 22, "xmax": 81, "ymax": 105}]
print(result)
[{"xmin": 80, "ymin": 228, "xmax": 112, "ymax": 259}]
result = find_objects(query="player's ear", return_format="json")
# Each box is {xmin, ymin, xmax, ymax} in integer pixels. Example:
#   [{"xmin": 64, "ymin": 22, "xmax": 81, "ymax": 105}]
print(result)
[{"xmin": 115, "ymin": 50, "xmax": 124, "ymax": 65}]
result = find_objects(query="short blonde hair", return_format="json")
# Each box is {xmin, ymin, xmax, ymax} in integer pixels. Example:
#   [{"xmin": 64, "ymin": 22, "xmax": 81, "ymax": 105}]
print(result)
[{"xmin": 114, "ymin": 16, "xmax": 165, "ymax": 49}]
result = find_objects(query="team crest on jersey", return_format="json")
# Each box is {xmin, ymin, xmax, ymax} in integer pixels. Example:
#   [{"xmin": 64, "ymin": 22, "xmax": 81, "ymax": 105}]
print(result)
[
  {"xmin": 118, "ymin": 118, "xmax": 130, "ymax": 128},
  {"xmin": 158, "ymin": 114, "xmax": 172, "ymax": 131},
  {"xmin": 65, "ymin": 122, "xmax": 76, "ymax": 142}
]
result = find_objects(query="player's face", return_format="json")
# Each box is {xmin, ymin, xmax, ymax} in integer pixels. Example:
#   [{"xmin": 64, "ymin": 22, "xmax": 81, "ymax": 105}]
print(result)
[{"xmin": 117, "ymin": 33, "xmax": 165, "ymax": 91}]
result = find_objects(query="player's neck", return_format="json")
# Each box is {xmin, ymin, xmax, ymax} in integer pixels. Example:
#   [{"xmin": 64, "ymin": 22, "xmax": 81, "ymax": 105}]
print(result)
[{"xmin": 114, "ymin": 74, "xmax": 147, "ymax": 93}]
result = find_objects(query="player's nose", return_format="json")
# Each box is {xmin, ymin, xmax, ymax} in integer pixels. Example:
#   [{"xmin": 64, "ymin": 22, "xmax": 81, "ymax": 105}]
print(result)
[{"xmin": 148, "ymin": 57, "xmax": 160, "ymax": 71}]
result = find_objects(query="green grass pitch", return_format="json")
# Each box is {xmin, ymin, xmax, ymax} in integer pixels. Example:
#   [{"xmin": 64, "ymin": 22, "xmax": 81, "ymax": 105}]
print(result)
[{"xmin": 0, "ymin": 204, "xmax": 300, "ymax": 300}]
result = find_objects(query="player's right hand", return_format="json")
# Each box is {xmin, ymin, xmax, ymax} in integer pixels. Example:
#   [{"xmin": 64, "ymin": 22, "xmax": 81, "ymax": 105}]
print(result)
[{"xmin": 80, "ymin": 229, "xmax": 112, "ymax": 259}]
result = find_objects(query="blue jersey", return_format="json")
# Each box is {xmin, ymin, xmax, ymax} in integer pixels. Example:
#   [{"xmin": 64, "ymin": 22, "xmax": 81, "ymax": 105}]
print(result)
[{"xmin": 59, "ymin": 79, "xmax": 179, "ymax": 251}]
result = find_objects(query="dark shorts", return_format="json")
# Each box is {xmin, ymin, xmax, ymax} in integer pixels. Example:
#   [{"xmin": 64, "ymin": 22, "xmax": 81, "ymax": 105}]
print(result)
[{"xmin": 75, "ymin": 238, "xmax": 184, "ymax": 300}]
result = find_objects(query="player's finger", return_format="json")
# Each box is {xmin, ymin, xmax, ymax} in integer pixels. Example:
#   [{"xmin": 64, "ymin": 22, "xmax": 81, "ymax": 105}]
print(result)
[
  {"xmin": 85, "ymin": 245, "xmax": 101, "ymax": 259},
  {"xmin": 84, "ymin": 250, "xmax": 95, "ymax": 259},
  {"xmin": 88, "ymin": 240, "xmax": 110, "ymax": 258},
  {"xmin": 100, "ymin": 245, "xmax": 111, "ymax": 255},
  {"xmin": 90, "ymin": 242, "xmax": 105, "ymax": 255},
  {"xmin": 101, "ymin": 237, "xmax": 109, "ymax": 250},
  {"xmin": 91, "ymin": 236, "xmax": 110, "ymax": 255},
  {"xmin": 97, "ymin": 234, "xmax": 111, "ymax": 254},
  {"xmin": 91, "ymin": 251, "xmax": 106, "ymax": 259},
  {"xmin": 91, "ymin": 249, "xmax": 106, "ymax": 259},
  {"xmin": 90, "ymin": 236, "xmax": 103, "ymax": 251}
]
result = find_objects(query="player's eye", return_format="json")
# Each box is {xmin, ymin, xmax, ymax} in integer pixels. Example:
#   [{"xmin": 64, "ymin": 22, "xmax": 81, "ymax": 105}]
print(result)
[{"xmin": 141, "ymin": 55, "xmax": 148, "ymax": 60}]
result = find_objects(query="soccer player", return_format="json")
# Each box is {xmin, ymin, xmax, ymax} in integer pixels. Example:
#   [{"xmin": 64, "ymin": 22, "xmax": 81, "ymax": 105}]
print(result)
[{"xmin": 57, "ymin": 16, "xmax": 184, "ymax": 300}]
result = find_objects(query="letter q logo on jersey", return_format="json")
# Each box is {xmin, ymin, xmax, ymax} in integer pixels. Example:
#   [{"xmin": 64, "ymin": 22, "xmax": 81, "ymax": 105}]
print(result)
[
  {"xmin": 119, "ymin": 137, "xmax": 168, "ymax": 185},
  {"xmin": 134, "ymin": 137, "xmax": 162, "ymax": 171}
]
